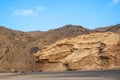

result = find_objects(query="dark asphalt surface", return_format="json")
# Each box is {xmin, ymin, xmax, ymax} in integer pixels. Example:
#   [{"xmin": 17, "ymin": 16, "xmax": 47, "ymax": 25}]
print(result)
[{"xmin": 0, "ymin": 69, "xmax": 120, "ymax": 80}]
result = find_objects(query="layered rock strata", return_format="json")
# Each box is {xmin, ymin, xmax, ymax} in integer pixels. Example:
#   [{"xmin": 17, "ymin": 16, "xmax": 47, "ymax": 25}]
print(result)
[{"xmin": 35, "ymin": 32, "xmax": 120, "ymax": 71}]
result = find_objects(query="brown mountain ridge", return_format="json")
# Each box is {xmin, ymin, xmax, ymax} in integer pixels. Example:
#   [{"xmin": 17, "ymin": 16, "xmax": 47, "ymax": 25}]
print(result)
[{"xmin": 0, "ymin": 24, "xmax": 120, "ymax": 72}]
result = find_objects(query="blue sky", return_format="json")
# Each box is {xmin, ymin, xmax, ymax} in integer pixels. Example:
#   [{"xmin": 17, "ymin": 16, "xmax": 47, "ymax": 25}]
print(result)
[{"xmin": 0, "ymin": 0, "xmax": 120, "ymax": 31}]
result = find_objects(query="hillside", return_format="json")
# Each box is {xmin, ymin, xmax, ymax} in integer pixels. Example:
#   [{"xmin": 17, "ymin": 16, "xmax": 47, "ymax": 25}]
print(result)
[
  {"xmin": 94, "ymin": 24, "xmax": 120, "ymax": 33},
  {"xmin": 0, "ymin": 25, "xmax": 89, "ymax": 72},
  {"xmin": 0, "ymin": 24, "xmax": 120, "ymax": 72}
]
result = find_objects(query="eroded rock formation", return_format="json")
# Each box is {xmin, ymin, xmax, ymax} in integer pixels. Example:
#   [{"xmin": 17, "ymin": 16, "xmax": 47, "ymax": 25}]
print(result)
[
  {"xmin": 0, "ymin": 25, "xmax": 89, "ymax": 72},
  {"xmin": 1, "ymin": 24, "xmax": 120, "ymax": 72},
  {"xmin": 35, "ymin": 32, "xmax": 120, "ymax": 71}
]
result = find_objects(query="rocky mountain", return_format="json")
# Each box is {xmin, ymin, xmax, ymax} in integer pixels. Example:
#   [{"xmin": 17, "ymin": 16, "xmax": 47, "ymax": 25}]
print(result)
[
  {"xmin": 0, "ymin": 25, "xmax": 89, "ymax": 72},
  {"xmin": 94, "ymin": 24, "xmax": 120, "ymax": 33},
  {"xmin": 0, "ymin": 26, "xmax": 38, "ymax": 72},
  {"xmin": 0, "ymin": 24, "xmax": 120, "ymax": 72}
]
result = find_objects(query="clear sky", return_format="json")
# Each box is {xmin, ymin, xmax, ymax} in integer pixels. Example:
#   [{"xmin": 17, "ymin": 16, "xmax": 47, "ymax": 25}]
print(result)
[{"xmin": 0, "ymin": 0, "xmax": 120, "ymax": 31}]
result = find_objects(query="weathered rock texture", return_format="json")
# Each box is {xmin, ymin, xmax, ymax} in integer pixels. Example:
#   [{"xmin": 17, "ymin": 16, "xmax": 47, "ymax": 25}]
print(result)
[
  {"xmin": 0, "ymin": 27, "xmax": 38, "ymax": 72},
  {"xmin": 0, "ymin": 25, "xmax": 89, "ymax": 72},
  {"xmin": 1, "ymin": 24, "xmax": 120, "ymax": 72},
  {"xmin": 35, "ymin": 32, "xmax": 120, "ymax": 71}
]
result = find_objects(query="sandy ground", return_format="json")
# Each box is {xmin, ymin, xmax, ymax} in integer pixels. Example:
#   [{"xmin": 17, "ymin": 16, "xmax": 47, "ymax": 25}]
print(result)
[
  {"xmin": 0, "ymin": 77, "xmax": 120, "ymax": 80},
  {"xmin": 0, "ymin": 70, "xmax": 120, "ymax": 80},
  {"xmin": 0, "ymin": 73, "xmax": 119, "ymax": 80}
]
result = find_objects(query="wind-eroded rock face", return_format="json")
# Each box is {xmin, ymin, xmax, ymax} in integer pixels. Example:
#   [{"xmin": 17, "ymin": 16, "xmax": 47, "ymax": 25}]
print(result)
[
  {"xmin": 0, "ymin": 25, "xmax": 89, "ymax": 72},
  {"xmin": 1, "ymin": 24, "xmax": 120, "ymax": 72},
  {"xmin": 35, "ymin": 32, "xmax": 120, "ymax": 71}
]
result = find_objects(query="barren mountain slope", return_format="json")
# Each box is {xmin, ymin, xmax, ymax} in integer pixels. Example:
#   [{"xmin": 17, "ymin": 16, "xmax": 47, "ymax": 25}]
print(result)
[
  {"xmin": 1, "ymin": 24, "xmax": 120, "ymax": 72},
  {"xmin": 94, "ymin": 24, "xmax": 120, "ymax": 33},
  {"xmin": 0, "ymin": 25, "xmax": 89, "ymax": 72}
]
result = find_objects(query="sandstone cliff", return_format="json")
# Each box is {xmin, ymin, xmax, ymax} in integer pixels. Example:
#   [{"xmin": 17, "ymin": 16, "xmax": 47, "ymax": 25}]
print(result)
[
  {"xmin": 0, "ymin": 25, "xmax": 89, "ymax": 72},
  {"xmin": 1, "ymin": 24, "xmax": 120, "ymax": 72},
  {"xmin": 35, "ymin": 32, "xmax": 120, "ymax": 71}
]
